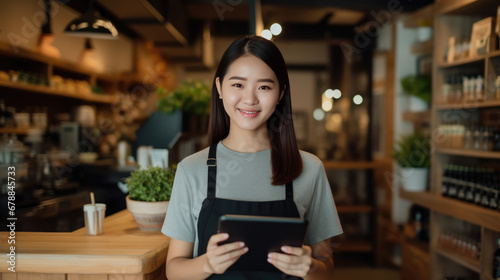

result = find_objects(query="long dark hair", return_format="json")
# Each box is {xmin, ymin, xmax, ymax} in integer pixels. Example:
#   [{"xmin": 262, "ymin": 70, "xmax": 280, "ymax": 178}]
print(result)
[{"xmin": 207, "ymin": 35, "xmax": 303, "ymax": 186}]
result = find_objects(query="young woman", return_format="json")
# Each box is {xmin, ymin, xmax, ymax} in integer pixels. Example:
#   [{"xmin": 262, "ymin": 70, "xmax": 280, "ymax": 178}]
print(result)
[{"xmin": 162, "ymin": 35, "xmax": 342, "ymax": 280}]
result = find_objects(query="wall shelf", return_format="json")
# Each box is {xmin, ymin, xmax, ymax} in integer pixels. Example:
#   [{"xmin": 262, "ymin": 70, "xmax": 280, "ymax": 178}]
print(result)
[
  {"xmin": 437, "ymin": 55, "xmax": 485, "ymax": 69},
  {"xmin": 402, "ymin": 110, "xmax": 431, "ymax": 123},
  {"xmin": 435, "ymin": 148, "xmax": 500, "ymax": 159},
  {"xmin": 433, "ymin": 246, "xmax": 481, "ymax": 273},
  {"xmin": 400, "ymin": 190, "xmax": 500, "ymax": 232},
  {"xmin": 435, "ymin": 100, "xmax": 500, "ymax": 110},
  {"xmin": 0, "ymin": 80, "xmax": 117, "ymax": 104},
  {"xmin": 411, "ymin": 40, "xmax": 434, "ymax": 55},
  {"xmin": 490, "ymin": 49, "xmax": 500, "ymax": 59},
  {"xmin": 0, "ymin": 127, "xmax": 30, "ymax": 135}
]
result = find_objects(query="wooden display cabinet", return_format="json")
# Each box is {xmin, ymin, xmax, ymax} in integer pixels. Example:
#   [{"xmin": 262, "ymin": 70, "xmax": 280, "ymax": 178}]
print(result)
[{"xmin": 402, "ymin": 1, "xmax": 500, "ymax": 279}]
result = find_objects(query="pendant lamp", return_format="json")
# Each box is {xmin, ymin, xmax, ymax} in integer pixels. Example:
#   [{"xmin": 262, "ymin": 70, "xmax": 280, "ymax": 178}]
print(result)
[{"xmin": 64, "ymin": 0, "xmax": 118, "ymax": 39}]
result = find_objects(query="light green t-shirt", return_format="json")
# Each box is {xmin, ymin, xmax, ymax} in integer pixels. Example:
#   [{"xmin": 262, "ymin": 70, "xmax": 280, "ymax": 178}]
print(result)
[{"xmin": 162, "ymin": 141, "xmax": 343, "ymax": 257}]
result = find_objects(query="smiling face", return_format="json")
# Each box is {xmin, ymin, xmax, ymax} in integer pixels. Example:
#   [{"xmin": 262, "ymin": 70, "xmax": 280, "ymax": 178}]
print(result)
[{"xmin": 216, "ymin": 54, "xmax": 283, "ymax": 138}]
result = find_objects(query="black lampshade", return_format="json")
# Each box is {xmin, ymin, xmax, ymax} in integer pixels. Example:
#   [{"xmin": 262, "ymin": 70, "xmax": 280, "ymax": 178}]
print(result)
[{"xmin": 64, "ymin": 7, "xmax": 118, "ymax": 39}]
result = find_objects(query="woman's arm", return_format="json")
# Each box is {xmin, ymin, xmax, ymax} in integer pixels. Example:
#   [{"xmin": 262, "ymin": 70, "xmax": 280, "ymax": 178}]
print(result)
[
  {"xmin": 166, "ymin": 234, "xmax": 248, "ymax": 280},
  {"xmin": 267, "ymin": 238, "xmax": 334, "ymax": 280}
]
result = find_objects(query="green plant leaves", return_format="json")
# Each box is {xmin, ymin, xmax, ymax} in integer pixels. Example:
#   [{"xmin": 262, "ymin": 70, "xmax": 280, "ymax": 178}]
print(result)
[
  {"xmin": 392, "ymin": 132, "xmax": 431, "ymax": 168},
  {"xmin": 157, "ymin": 80, "xmax": 211, "ymax": 116},
  {"xmin": 401, "ymin": 74, "xmax": 432, "ymax": 103},
  {"xmin": 125, "ymin": 165, "xmax": 176, "ymax": 202}
]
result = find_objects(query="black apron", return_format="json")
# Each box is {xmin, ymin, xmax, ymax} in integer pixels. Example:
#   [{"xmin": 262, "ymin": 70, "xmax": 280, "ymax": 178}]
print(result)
[{"xmin": 197, "ymin": 144, "xmax": 303, "ymax": 280}]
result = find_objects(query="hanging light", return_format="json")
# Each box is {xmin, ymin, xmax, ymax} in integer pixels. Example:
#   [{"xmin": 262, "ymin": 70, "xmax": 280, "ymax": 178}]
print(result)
[{"xmin": 64, "ymin": 0, "xmax": 118, "ymax": 39}]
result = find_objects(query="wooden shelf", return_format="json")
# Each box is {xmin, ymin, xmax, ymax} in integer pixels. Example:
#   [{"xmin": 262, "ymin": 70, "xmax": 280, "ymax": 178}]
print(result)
[
  {"xmin": 322, "ymin": 161, "xmax": 377, "ymax": 169},
  {"xmin": 436, "ymin": 0, "xmax": 499, "ymax": 16},
  {"xmin": 399, "ymin": 190, "xmax": 500, "ymax": 232},
  {"xmin": 435, "ymin": 100, "xmax": 500, "ymax": 110},
  {"xmin": 402, "ymin": 110, "xmax": 431, "ymax": 123},
  {"xmin": 490, "ymin": 49, "xmax": 500, "ymax": 59},
  {"xmin": 411, "ymin": 39, "xmax": 433, "ymax": 55},
  {"xmin": 0, "ymin": 127, "xmax": 30, "ymax": 135},
  {"xmin": 335, "ymin": 241, "xmax": 373, "ymax": 252},
  {"xmin": 437, "ymin": 55, "xmax": 485, "ymax": 69},
  {"xmin": 434, "ymin": 246, "xmax": 481, "ymax": 273},
  {"xmin": 435, "ymin": 148, "xmax": 500, "ymax": 159},
  {"xmin": 337, "ymin": 205, "xmax": 373, "ymax": 213},
  {"xmin": 0, "ymin": 80, "xmax": 117, "ymax": 104}
]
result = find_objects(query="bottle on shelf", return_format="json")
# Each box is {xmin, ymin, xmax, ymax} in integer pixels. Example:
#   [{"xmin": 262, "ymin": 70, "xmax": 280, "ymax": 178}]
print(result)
[
  {"xmin": 474, "ymin": 75, "xmax": 484, "ymax": 102},
  {"xmin": 473, "ymin": 168, "xmax": 485, "ymax": 206},
  {"xmin": 487, "ymin": 170, "xmax": 499, "ymax": 210},
  {"xmin": 494, "ymin": 238, "xmax": 500, "ymax": 280},
  {"xmin": 457, "ymin": 166, "xmax": 467, "ymax": 201},
  {"xmin": 464, "ymin": 167, "xmax": 475, "ymax": 203},
  {"xmin": 442, "ymin": 164, "xmax": 451, "ymax": 197}
]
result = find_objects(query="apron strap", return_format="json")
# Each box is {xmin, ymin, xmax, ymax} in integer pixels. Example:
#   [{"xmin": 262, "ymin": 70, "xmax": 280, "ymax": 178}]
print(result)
[
  {"xmin": 285, "ymin": 182, "xmax": 294, "ymax": 201},
  {"xmin": 207, "ymin": 144, "xmax": 217, "ymax": 199}
]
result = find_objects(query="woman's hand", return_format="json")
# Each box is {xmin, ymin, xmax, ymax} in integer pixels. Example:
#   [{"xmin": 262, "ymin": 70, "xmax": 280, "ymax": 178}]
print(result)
[
  {"xmin": 267, "ymin": 245, "xmax": 312, "ymax": 278},
  {"xmin": 203, "ymin": 233, "xmax": 249, "ymax": 275}
]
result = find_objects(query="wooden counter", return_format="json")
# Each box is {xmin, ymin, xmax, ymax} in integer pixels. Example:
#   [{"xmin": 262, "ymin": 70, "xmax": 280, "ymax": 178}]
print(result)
[{"xmin": 0, "ymin": 210, "xmax": 169, "ymax": 280}]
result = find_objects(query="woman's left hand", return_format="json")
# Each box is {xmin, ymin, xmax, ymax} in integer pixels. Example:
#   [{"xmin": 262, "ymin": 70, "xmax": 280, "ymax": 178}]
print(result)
[{"xmin": 267, "ymin": 245, "xmax": 312, "ymax": 278}]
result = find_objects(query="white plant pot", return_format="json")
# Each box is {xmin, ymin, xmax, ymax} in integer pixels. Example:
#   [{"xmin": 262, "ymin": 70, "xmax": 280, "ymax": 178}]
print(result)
[
  {"xmin": 401, "ymin": 168, "xmax": 429, "ymax": 192},
  {"xmin": 417, "ymin": 26, "xmax": 433, "ymax": 42},
  {"xmin": 126, "ymin": 195, "xmax": 169, "ymax": 231},
  {"xmin": 409, "ymin": 95, "xmax": 429, "ymax": 112}
]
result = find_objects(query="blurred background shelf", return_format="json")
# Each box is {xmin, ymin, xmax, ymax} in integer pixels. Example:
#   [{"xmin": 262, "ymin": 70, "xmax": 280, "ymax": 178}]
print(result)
[
  {"xmin": 400, "ymin": 190, "xmax": 500, "ymax": 232},
  {"xmin": 433, "ymin": 246, "xmax": 481, "ymax": 273}
]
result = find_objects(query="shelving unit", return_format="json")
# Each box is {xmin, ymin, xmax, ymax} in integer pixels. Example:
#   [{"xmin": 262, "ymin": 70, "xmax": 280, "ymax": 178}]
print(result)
[
  {"xmin": 401, "ymin": 1, "xmax": 500, "ymax": 279},
  {"xmin": 324, "ymin": 161, "xmax": 377, "ymax": 262},
  {"xmin": 434, "ymin": 246, "xmax": 481, "ymax": 273},
  {"xmin": 0, "ymin": 80, "xmax": 118, "ymax": 104},
  {"xmin": 0, "ymin": 42, "xmax": 151, "ymax": 137}
]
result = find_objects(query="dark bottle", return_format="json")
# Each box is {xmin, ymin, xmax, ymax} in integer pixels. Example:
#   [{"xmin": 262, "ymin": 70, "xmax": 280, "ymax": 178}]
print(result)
[
  {"xmin": 474, "ymin": 168, "xmax": 485, "ymax": 206},
  {"xmin": 442, "ymin": 164, "xmax": 451, "ymax": 197},
  {"xmin": 494, "ymin": 128, "xmax": 500, "ymax": 151},
  {"xmin": 448, "ymin": 165, "xmax": 458, "ymax": 198},
  {"xmin": 494, "ymin": 238, "xmax": 500, "ymax": 280},
  {"xmin": 488, "ymin": 172, "xmax": 499, "ymax": 210},
  {"xmin": 482, "ymin": 169, "xmax": 493, "ymax": 208},
  {"xmin": 457, "ymin": 166, "xmax": 467, "ymax": 201},
  {"xmin": 465, "ymin": 166, "xmax": 476, "ymax": 203}
]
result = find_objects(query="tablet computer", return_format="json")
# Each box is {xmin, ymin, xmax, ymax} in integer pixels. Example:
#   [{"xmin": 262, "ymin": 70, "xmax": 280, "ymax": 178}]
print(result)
[{"xmin": 218, "ymin": 214, "xmax": 308, "ymax": 272}]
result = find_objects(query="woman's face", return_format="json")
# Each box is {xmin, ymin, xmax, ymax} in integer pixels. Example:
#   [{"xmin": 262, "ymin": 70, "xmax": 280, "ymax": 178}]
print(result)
[{"xmin": 216, "ymin": 54, "xmax": 283, "ymax": 136}]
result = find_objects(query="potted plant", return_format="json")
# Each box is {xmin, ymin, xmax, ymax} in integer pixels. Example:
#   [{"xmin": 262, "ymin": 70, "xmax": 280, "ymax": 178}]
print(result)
[
  {"xmin": 401, "ymin": 74, "xmax": 432, "ymax": 112},
  {"xmin": 392, "ymin": 132, "xmax": 431, "ymax": 192},
  {"xmin": 157, "ymin": 79, "xmax": 211, "ymax": 135},
  {"xmin": 125, "ymin": 165, "xmax": 176, "ymax": 230}
]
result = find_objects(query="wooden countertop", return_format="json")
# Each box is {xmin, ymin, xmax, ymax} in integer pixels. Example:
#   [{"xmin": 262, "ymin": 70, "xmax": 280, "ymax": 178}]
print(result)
[{"xmin": 0, "ymin": 210, "xmax": 170, "ymax": 274}]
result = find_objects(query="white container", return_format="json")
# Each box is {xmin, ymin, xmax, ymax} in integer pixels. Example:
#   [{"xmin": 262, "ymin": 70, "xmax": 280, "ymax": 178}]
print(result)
[
  {"xmin": 117, "ymin": 141, "xmax": 129, "ymax": 167},
  {"xmin": 409, "ymin": 95, "xmax": 429, "ymax": 112},
  {"xmin": 137, "ymin": 146, "xmax": 153, "ymax": 170},
  {"xmin": 401, "ymin": 168, "xmax": 429, "ymax": 192},
  {"xmin": 417, "ymin": 26, "xmax": 433, "ymax": 42}
]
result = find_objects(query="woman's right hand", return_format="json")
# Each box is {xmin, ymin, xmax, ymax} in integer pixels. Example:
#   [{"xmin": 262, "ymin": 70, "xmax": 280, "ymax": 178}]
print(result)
[{"xmin": 204, "ymin": 233, "xmax": 248, "ymax": 275}]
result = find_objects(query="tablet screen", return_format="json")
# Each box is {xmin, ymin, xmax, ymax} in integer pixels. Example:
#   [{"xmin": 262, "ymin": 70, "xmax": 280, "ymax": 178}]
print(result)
[{"xmin": 218, "ymin": 214, "xmax": 308, "ymax": 272}]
